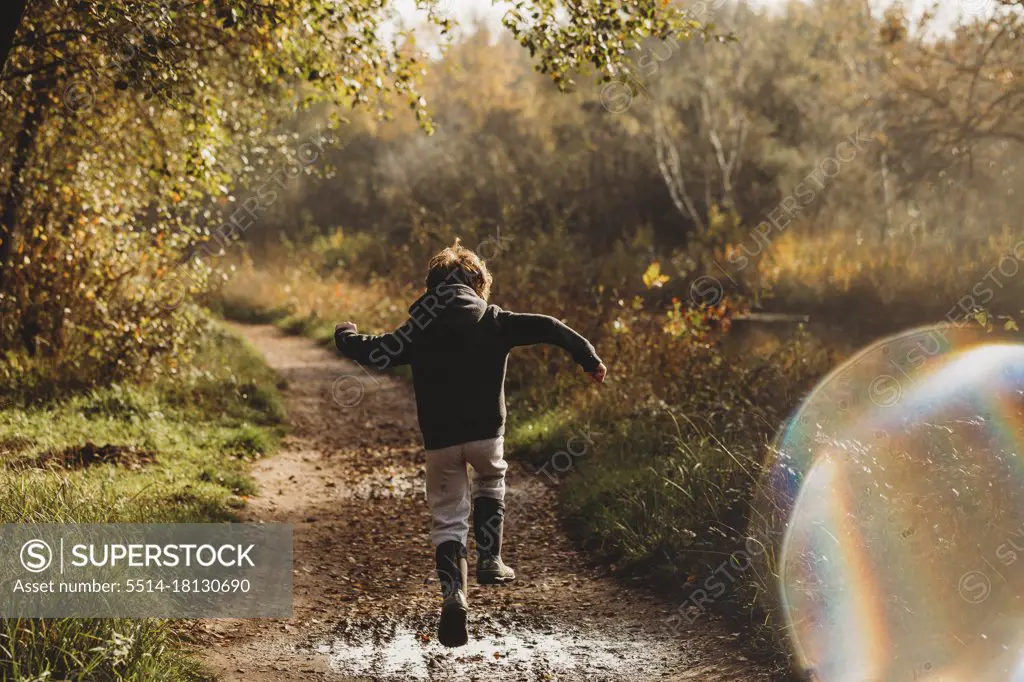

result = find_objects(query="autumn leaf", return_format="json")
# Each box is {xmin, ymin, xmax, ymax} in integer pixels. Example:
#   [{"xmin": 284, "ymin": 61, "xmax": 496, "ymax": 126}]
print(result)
[{"xmin": 642, "ymin": 261, "xmax": 670, "ymax": 289}]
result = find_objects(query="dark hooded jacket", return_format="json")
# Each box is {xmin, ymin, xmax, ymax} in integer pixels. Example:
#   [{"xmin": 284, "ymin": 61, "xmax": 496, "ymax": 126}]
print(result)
[{"xmin": 334, "ymin": 283, "xmax": 602, "ymax": 450}]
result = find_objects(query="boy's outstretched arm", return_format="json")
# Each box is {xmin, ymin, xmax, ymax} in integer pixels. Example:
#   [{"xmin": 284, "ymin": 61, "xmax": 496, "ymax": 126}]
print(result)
[
  {"xmin": 334, "ymin": 322, "xmax": 411, "ymax": 370},
  {"xmin": 496, "ymin": 310, "xmax": 607, "ymax": 382}
]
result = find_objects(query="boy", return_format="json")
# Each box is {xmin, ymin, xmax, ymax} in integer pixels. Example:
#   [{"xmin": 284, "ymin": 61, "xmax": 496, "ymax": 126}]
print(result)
[{"xmin": 334, "ymin": 239, "xmax": 606, "ymax": 647}]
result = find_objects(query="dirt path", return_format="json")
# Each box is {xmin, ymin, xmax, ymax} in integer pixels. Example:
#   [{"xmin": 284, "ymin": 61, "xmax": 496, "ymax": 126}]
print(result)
[{"xmin": 199, "ymin": 324, "xmax": 775, "ymax": 681}]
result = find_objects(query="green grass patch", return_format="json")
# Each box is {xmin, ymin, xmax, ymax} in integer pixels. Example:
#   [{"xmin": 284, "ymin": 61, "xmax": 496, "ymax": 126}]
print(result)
[
  {"xmin": 0, "ymin": 321, "xmax": 284, "ymax": 681},
  {"xmin": 276, "ymin": 313, "xmax": 336, "ymax": 346},
  {"xmin": 503, "ymin": 404, "xmax": 576, "ymax": 465},
  {"xmin": 556, "ymin": 414, "xmax": 759, "ymax": 571},
  {"xmin": 0, "ymin": 618, "xmax": 207, "ymax": 682},
  {"xmin": 211, "ymin": 296, "xmax": 291, "ymax": 326}
]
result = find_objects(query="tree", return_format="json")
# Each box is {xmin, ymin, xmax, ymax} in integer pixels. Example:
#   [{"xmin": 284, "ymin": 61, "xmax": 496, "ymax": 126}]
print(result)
[
  {"xmin": 0, "ymin": 0, "xmax": 701, "ymax": 388},
  {"xmin": 882, "ymin": 1, "xmax": 1024, "ymax": 234}
]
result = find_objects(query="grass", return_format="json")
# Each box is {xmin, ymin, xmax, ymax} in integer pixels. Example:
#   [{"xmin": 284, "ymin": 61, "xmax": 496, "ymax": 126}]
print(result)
[
  {"xmin": 0, "ymin": 321, "xmax": 285, "ymax": 681},
  {"xmin": 504, "ymin": 375, "xmax": 788, "ymax": 590},
  {"xmin": 0, "ymin": 618, "xmax": 207, "ymax": 682},
  {"xmin": 759, "ymin": 230, "xmax": 1024, "ymax": 331}
]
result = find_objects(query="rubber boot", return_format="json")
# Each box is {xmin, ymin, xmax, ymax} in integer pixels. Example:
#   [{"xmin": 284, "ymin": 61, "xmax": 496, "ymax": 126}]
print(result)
[
  {"xmin": 435, "ymin": 540, "xmax": 469, "ymax": 647},
  {"xmin": 473, "ymin": 496, "xmax": 516, "ymax": 584}
]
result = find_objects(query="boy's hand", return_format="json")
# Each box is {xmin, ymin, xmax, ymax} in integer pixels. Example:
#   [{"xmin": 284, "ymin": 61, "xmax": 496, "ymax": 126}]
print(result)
[
  {"xmin": 336, "ymin": 322, "xmax": 357, "ymax": 335},
  {"xmin": 590, "ymin": 362, "xmax": 607, "ymax": 384}
]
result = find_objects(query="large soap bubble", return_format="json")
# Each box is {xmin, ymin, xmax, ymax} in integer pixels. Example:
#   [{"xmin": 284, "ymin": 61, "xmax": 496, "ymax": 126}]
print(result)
[{"xmin": 752, "ymin": 325, "xmax": 1024, "ymax": 682}]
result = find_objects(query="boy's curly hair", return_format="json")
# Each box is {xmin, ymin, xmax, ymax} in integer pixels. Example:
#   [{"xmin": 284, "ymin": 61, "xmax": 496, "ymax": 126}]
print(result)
[{"xmin": 425, "ymin": 238, "xmax": 492, "ymax": 300}]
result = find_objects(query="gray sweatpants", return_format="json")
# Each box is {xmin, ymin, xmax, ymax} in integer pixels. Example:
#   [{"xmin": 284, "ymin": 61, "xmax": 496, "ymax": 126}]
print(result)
[{"xmin": 425, "ymin": 436, "xmax": 507, "ymax": 547}]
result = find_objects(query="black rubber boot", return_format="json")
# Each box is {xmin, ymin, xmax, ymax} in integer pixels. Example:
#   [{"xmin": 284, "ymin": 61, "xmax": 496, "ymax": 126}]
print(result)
[
  {"xmin": 473, "ymin": 496, "xmax": 516, "ymax": 584},
  {"xmin": 435, "ymin": 540, "xmax": 469, "ymax": 647}
]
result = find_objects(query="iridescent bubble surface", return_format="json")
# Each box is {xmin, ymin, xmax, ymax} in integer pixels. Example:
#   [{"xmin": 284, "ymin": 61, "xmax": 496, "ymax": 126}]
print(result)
[{"xmin": 752, "ymin": 326, "xmax": 1024, "ymax": 682}]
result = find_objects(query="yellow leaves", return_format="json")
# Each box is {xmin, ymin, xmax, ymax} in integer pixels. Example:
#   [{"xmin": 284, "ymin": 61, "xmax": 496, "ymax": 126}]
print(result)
[
  {"xmin": 642, "ymin": 261, "xmax": 669, "ymax": 289},
  {"xmin": 970, "ymin": 311, "xmax": 1020, "ymax": 334}
]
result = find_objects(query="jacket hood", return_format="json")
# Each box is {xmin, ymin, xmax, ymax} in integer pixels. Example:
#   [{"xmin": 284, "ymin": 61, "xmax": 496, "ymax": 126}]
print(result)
[{"xmin": 407, "ymin": 283, "xmax": 486, "ymax": 338}]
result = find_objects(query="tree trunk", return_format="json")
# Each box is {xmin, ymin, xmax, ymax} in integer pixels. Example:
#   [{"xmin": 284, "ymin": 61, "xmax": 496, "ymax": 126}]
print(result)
[
  {"xmin": 0, "ymin": 82, "xmax": 49, "ymax": 291},
  {"xmin": 880, "ymin": 149, "xmax": 893, "ymax": 243}
]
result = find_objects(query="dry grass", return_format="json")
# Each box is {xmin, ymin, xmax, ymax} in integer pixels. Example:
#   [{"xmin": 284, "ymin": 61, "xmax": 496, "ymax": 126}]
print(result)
[{"xmin": 759, "ymin": 228, "xmax": 1024, "ymax": 326}]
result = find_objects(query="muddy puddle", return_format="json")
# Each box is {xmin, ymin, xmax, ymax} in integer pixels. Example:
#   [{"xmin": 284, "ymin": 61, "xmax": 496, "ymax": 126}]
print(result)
[{"xmin": 307, "ymin": 615, "xmax": 682, "ymax": 681}]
